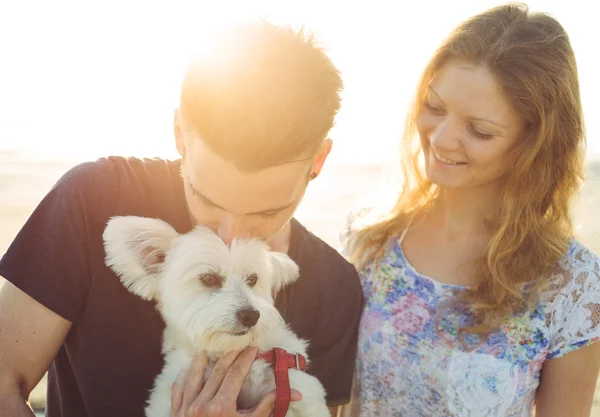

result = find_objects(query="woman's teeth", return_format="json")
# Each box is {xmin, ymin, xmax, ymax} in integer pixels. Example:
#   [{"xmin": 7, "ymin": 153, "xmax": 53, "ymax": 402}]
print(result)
[{"xmin": 434, "ymin": 150, "xmax": 464, "ymax": 165}]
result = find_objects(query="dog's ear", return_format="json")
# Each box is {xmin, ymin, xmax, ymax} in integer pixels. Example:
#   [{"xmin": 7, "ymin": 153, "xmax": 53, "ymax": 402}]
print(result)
[
  {"xmin": 103, "ymin": 216, "xmax": 179, "ymax": 300},
  {"xmin": 270, "ymin": 252, "xmax": 300, "ymax": 294}
]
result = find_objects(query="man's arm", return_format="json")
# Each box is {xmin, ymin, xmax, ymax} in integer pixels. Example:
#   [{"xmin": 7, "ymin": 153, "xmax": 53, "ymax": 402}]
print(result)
[
  {"xmin": 0, "ymin": 279, "xmax": 72, "ymax": 416},
  {"xmin": 1, "ymin": 397, "xmax": 35, "ymax": 417}
]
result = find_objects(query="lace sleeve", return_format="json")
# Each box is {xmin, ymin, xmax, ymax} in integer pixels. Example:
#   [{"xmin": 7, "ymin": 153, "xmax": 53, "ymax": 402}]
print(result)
[{"xmin": 545, "ymin": 242, "xmax": 600, "ymax": 360}]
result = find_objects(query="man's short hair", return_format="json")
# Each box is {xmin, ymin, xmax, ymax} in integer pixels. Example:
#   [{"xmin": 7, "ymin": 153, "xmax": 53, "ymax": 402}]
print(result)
[{"xmin": 179, "ymin": 20, "xmax": 343, "ymax": 171}]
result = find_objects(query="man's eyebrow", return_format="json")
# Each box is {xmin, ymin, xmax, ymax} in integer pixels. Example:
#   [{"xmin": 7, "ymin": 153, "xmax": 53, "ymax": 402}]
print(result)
[
  {"xmin": 190, "ymin": 183, "xmax": 294, "ymax": 215},
  {"xmin": 190, "ymin": 183, "xmax": 226, "ymax": 210}
]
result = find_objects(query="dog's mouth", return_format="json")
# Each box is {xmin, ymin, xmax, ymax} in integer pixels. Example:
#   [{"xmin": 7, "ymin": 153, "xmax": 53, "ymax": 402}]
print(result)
[{"xmin": 228, "ymin": 329, "xmax": 250, "ymax": 337}]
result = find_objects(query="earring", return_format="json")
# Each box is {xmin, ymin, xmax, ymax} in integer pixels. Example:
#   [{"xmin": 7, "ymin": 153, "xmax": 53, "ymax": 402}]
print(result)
[{"xmin": 310, "ymin": 172, "xmax": 317, "ymax": 180}]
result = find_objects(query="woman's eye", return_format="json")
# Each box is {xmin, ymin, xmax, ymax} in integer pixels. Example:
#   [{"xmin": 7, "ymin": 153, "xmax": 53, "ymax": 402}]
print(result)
[{"xmin": 470, "ymin": 125, "xmax": 494, "ymax": 140}]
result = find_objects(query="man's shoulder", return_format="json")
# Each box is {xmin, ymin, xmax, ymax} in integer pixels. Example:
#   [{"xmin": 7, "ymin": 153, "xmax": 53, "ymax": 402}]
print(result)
[
  {"xmin": 60, "ymin": 155, "xmax": 178, "ymax": 185},
  {"xmin": 291, "ymin": 219, "xmax": 363, "ymax": 299},
  {"xmin": 46, "ymin": 155, "xmax": 185, "ymax": 228},
  {"xmin": 54, "ymin": 155, "xmax": 181, "ymax": 202}
]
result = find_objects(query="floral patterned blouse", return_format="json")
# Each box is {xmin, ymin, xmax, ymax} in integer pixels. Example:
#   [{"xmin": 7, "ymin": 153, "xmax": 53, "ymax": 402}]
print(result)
[{"xmin": 341, "ymin": 220, "xmax": 600, "ymax": 417}]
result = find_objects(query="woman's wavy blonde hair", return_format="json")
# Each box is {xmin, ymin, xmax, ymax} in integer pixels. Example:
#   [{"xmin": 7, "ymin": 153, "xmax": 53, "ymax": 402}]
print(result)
[{"xmin": 346, "ymin": 3, "xmax": 586, "ymax": 338}]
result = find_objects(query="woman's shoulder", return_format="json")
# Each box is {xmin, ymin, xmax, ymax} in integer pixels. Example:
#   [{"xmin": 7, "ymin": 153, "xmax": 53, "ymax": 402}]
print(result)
[
  {"xmin": 541, "ymin": 239, "xmax": 600, "ymax": 301},
  {"xmin": 550, "ymin": 239, "xmax": 600, "ymax": 290},
  {"xmin": 564, "ymin": 239, "xmax": 599, "ymax": 266}
]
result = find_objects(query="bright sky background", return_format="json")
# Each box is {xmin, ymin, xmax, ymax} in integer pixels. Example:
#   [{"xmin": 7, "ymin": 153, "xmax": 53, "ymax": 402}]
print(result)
[{"xmin": 0, "ymin": 0, "xmax": 598, "ymax": 164}]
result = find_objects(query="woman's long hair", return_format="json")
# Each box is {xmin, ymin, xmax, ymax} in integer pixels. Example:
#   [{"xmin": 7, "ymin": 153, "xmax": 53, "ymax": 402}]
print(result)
[{"xmin": 346, "ymin": 3, "xmax": 586, "ymax": 338}]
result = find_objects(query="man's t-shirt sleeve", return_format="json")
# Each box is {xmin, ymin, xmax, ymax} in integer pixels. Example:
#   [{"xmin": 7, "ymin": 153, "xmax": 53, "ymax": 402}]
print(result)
[
  {"xmin": 0, "ymin": 159, "xmax": 114, "ymax": 322},
  {"xmin": 309, "ymin": 263, "xmax": 364, "ymax": 407}
]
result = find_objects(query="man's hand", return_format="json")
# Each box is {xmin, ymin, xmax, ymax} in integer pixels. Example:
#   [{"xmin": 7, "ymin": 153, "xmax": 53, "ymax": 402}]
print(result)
[{"xmin": 171, "ymin": 347, "xmax": 302, "ymax": 417}]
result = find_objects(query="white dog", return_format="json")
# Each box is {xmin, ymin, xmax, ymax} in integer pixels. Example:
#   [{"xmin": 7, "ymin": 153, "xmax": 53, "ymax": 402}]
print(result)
[{"xmin": 102, "ymin": 216, "xmax": 330, "ymax": 417}]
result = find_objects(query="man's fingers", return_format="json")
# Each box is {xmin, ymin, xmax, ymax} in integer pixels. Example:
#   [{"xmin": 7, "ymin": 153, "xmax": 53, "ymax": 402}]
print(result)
[
  {"xmin": 195, "ymin": 349, "xmax": 244, "ymax": 405},
  {"xmin": 290, "ymin": 389, "xmax": 303, "ymax": 402},
  {"xmin": 215, "ymin": 346, "xmax": 258, "ymax": 404},
  {"xmin": 241, "ymin": 388, "xmax": 303, "ymax": 416},
  {"xmin": 249, "ymin": 390, "xmax": 276, "ymax": 417},
  {"xmin": 171, "ymin": 370, "xmax": 186, "ymax": 415},
  {"xmin": 181, "ymin": 354, "xmax": 209, "ymax": 409}
]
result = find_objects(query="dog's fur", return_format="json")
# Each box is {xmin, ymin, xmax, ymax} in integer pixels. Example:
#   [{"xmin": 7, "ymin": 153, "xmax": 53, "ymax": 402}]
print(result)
[{"xmin": 102, "ymin": 216, "xmax": 329, "ymax": 417}]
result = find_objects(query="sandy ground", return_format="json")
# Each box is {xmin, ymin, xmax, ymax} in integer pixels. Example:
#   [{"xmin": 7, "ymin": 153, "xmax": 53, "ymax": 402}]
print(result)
[{"xmin": 2, "ymin": 150, "xmax": 599, "ymax": 415}]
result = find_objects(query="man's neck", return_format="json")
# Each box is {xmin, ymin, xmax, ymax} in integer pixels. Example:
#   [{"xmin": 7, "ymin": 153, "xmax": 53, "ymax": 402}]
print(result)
[{"xmin": 267, "ymin": 221, "xmax": 292, "ymax": 254}]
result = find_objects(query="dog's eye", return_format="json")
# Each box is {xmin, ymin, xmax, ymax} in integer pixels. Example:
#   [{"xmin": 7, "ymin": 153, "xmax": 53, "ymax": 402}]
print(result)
[
  {"xmin": 199, "ymin": 273, "xmax": 223, "ymax": 288},
  {"xmin": 246, "ymin": 273, "xmax": 258, "ymax": 287}
]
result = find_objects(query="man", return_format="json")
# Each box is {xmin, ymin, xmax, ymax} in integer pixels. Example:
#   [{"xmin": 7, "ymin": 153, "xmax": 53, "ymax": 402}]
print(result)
[{"xmin": 0, "ymin": 20, "xmax": 363, "ymax": 417}]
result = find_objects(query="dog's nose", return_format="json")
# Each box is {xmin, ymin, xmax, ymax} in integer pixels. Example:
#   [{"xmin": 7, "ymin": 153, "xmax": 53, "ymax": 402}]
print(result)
[{"xmin": 236, "ymin": 308, "xmax": 260, "ymax": 328}]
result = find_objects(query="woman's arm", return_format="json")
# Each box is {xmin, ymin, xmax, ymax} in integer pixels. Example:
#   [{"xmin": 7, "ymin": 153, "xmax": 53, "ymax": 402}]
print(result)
[{"xmin": 535, "ymin": 342, "xmax": 600, "ymax": 416}]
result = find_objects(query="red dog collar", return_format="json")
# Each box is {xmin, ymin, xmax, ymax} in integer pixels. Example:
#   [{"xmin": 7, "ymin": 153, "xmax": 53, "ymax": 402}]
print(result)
[{"xmin": 256, "ymin": 347, "xmax": 307, "ymax": 417}]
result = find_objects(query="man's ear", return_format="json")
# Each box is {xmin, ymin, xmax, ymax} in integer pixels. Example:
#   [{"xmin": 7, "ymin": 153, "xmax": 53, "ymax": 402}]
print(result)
[
  {"xmin": 103, "ymin": 216, "xmax": 179, "ymax": 300},
  {"xmin": 309, "ymin": 138, "xmax": 333, "ymax": 178},
  {"xmin": 270, "ymin": 252, "xmax": 300, "ymax": 294},
  {"xmin": 174, "ymin": 108, "xmax": 186, "ymax": 159}
]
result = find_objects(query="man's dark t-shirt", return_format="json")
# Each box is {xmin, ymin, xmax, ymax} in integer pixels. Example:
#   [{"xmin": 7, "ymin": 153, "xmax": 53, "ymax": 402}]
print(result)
[{"xmin": 0, "ymin": 156, "xmax": 364, "ymax": 417}]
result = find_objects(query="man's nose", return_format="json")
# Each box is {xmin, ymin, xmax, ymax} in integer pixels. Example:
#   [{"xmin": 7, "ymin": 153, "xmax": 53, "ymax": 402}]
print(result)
[{"xmin": 217, "ymin": 214, "xmax": 250, "ymax": 244}]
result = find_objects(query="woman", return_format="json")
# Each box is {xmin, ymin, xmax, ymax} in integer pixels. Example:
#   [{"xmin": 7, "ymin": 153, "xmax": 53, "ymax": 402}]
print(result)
[{"xmin": 342, "ymin": 3, "xmax": 600, "ymax": 416}]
